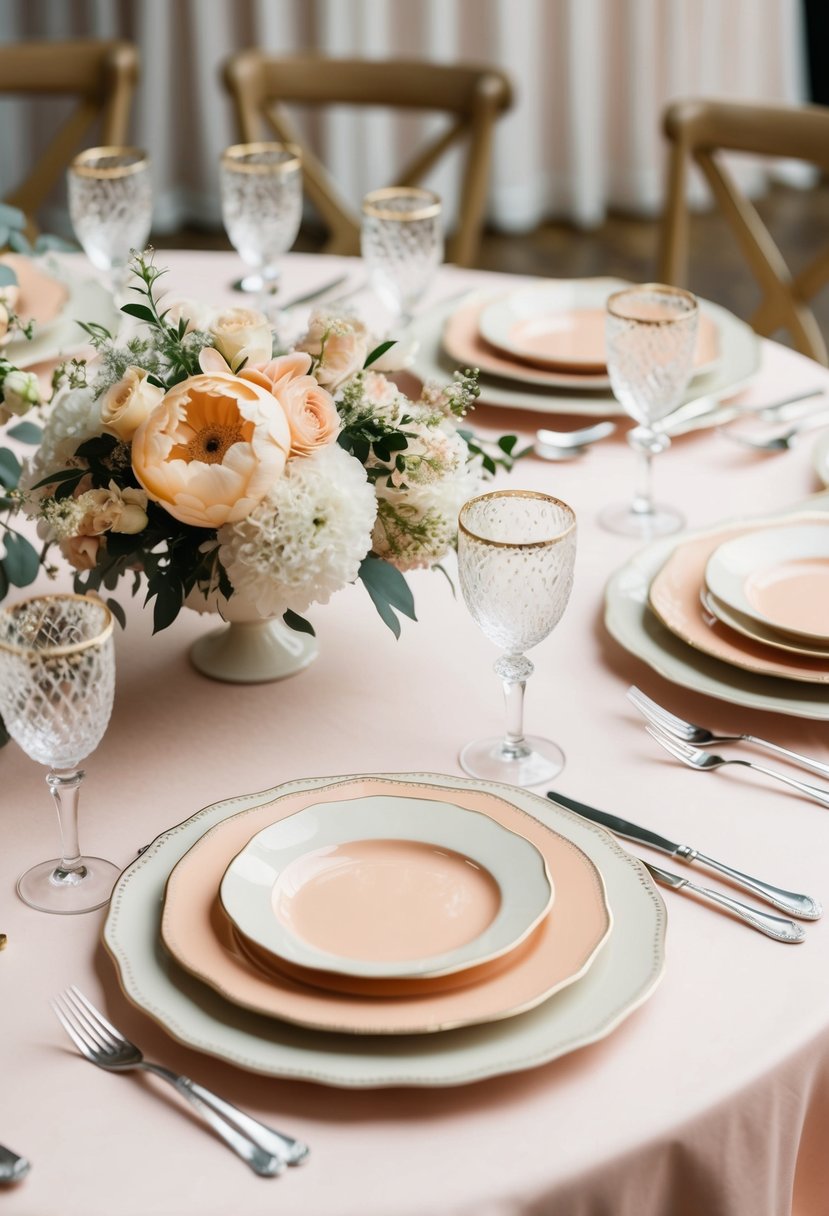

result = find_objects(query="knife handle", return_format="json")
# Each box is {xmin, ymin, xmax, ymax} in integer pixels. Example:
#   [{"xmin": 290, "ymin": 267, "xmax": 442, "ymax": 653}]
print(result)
[
  {"xmin": 687, "ymin": 883, "xmax": 806, "ymax": 943},
  {"xmin": 691, "ymin": 851, "xmax": 822, "ymax": 921}
]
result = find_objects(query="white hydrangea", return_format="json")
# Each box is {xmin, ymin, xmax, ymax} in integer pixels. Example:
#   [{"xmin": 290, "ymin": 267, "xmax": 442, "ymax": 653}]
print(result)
[
  {"xmin": 218, "ymin": 443, "xmax": 377, "ymax": 618},
  {"xmin": 20, "ymin": 385, "xmax": 102, "ymax": 505},
  {"xmin": 372, "ymin": 452, "xmax": 483, "ymax": 572}
]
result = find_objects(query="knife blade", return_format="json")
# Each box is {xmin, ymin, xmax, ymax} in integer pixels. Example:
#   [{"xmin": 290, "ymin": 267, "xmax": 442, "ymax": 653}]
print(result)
[
  {"xmin": 547, "ymin": 789, "xmax": 821, "ymax": 920},
  {"xmin": 641, "ymin": 862, "xmax": 806, "ymax": 943}
]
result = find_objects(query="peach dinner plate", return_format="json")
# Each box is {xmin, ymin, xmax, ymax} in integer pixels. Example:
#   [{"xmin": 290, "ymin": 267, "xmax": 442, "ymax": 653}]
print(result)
[
  {"xmin": 219, "ymin": 795, "xmax": 553, "ymax": 982},
  {"xmin": 648, "ymin": 513, "xmax": 829, "ymax": 684},
  {"xmin": 477, "ymin": 282, "xmax": 720, "ymax": 375},
  {"xmin": 0, "ymin": 253, "xmax": 69, "ymax": 331},
  {"xmin": 160, "ymin": 777, "xmax": 613, "ymax": 1036}
]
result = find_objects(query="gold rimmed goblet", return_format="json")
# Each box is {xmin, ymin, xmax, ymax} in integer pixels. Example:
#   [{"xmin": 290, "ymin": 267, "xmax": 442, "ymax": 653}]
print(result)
[
  {"xmin": 457, "ymin": 490, "xmax": 577, "ymax": 786},
  {"xmin": 220, "ymin": 141, "xmax": 303, "ymax": 318},
  {"xmin": 0, "ymin": 594, "xmax": 118, "ymax": 914},
  {"xmin": 361, "ymin": 186, "xmax": 443, "ymax": 328},
  {"xmin": 67, "ymin": 146, "xmax": 153, "ymax": 299}
]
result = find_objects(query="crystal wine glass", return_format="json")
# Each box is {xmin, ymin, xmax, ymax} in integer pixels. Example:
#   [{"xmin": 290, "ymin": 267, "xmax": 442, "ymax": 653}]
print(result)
[
  {"xmin": 0, "ymin": 594, "xmax": 118, "ymax": 914},
  {"xmin": 67, "ymin": 147, "xmax": 152, "ymax": 299},
  {"xmin": 598, "ymin": 283, "xmax": 698, "ymax": 538},
  {"xmin": 457, "ymin": 491, "xmax": 577, "ymax": 786},
  {"xmin": 361, "ymin": 187, "xmax": 443, "ymax": 329},
  {"xmin": 220, "ymin": 142, "xmax": 302, "ymax": 320}
]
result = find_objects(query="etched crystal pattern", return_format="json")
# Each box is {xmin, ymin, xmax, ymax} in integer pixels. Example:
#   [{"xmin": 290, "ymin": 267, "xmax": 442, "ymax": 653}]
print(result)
[
  {"xmin": 68, "ymin": 158, "xmax": 152, "ymax": 273},
  {"xmin": 458, "ymin": 495, "xmax": 577, "ymax": 654},
  {"xmin": 0, "ymin": 598, "xmax": 114, "ymax": 769},
  {"xmin": 221, "ymin": 154, "xmax": 302, "ymax": 270},
  {"xmin": 605, "ymin": 289, "xmax": 698, "ymax": 426},
  {"xmin": 361, "ymin": 204, "xmax": 443, "ymax": 319}
]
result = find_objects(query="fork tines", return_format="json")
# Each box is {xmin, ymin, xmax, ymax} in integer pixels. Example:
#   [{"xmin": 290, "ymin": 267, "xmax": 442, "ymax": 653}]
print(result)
[
  {"xmin": 627, "ymin": 686, "xmax": 693, "ymax": 739},
  {"xmin": 645, "ymin": 724, "xmax": 700, "ymax": 766},
  {"xmin": 52, "ymin": 987, "xmax": 117, "ymax": 1062}
]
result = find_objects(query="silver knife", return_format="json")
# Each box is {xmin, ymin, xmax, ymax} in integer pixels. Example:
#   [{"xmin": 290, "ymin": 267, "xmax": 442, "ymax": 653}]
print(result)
[
  {"xmin": 548, "ymin": 790, "xmax": 822, "ymax": 920},
  {"xmin": 642, "ymin": 862, "xmax": 805, "ymax": 943},
  {"xmin": 0, "ymin": 1144, "xmax": 30, "ymax": 1184}
]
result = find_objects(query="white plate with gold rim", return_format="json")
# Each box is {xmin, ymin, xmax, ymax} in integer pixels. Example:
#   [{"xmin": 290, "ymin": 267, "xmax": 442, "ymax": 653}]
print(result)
[
  {"xmin": 104, "ymin": 772, "xmax": 665, "ymax": 1088},
  {"xmin": 220, "ymin": 794, "xmax": 553, "ymax": 981}
]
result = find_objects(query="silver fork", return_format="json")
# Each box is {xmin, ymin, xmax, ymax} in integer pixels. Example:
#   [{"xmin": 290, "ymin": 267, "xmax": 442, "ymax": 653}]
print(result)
[
  {"xmin": 721, "ymin": 408, "xmax": 829, "ymax": 453},
  {"xmin": 645, "ymin": 725, "xmax": 829, "ymax": 808},
  {"xmin": 53, "ymin": 987, "xmax": 309, "ymax": 1176},
  {"xmin": 628, "ymin": 686, "xmax": 829, "ymax": 781}
]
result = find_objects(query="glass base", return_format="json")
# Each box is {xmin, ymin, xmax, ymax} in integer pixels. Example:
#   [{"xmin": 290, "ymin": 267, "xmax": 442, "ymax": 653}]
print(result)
[
  {"xmin": 17, "ymin": 856, "xmax": 121, "ymax": 914},
  {"xmin": 459, "ymin": 735, "xmax": 565, "ymax": 787},
  {"xmin": 598, "ymin": 500, "xmax": 685, "ymax": 538},
  {"xmin": 236, "ymin": 273, "xmax": 264, "ymax": 293}
]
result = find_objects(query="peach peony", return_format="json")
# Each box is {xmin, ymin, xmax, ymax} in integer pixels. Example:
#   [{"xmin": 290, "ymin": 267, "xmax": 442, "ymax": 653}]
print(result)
[
  {"xmin": 100, "ymin": 367, "xmax": 164, "ymax": 442},
  {"xmin": 240, "ymin": 353, "xmax": 339, "ymax": 456},
  {"xmin": 131, "ymin": 373, "xmax": 291, "ymax": 528}
]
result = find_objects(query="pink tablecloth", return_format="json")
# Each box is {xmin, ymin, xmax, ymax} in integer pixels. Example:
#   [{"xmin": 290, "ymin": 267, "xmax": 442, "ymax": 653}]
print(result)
[{"xmin": 3, "ymin": 252, "xmax": 829, "ymax": 1216}]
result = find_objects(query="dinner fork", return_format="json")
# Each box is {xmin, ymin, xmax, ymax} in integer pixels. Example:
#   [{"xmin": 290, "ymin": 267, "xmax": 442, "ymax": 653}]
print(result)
[
  {"xmin": 722, "ymin": 409, "xmax": 829, "ymax": 453},
  {"xmin": 646, "ymin": 726, "xmax": 829, "ymax": 809},
  {"xmin": 52, "ymin": 987, "xmax": 309, "ymax": 1175},
  {"xmin": 627, "ymin": 686, "xmax": 829, "ymax": 781}
]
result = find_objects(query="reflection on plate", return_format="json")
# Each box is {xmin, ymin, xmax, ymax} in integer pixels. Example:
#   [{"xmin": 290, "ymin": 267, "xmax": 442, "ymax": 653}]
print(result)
[
  {"xmin": 701, "ymin": 588, "xmax": 829, "ymax": 659},
  {"xmin": 161, "ymin": 779, "xmax": 610, "ymax": 1036},
  {"xmin": 220, "ymin": 794, "xmax": 553, "ymax": 981},
  {"xmin": 478, "ymin": 281, "xmax": 720, "ymax": 376},
  {"xmin": 106, "ymin": 772, "xmax": 663, "ymax": 1087},
  {"xmin": 648, "ymin": 516, "xmax": 829, "ymax": 684},
  {"xmin": 604, "ymin": 497, "xmax": 829, "ymax": 719},
  {"xmin": 705, "ymin": 522, "xmax": 829, "ymax": 646},
  {"xmin": 411, "ymin": 289, "xmax": 759, "ymax": 420}
]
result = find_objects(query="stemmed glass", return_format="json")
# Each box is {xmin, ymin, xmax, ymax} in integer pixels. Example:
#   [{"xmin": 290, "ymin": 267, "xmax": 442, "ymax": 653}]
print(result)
[
  {"xmin": 67, "ymin": 147, "xmax": 152, "ymax": 299},
  {"xmin": 361, "ymin": 187, "xmax": 443, "ymax": 329},
  {"xmin": 598, "ymin": 283, "xmax": 699, "ymax": 538},
  {"xmin": 457, "ymin": 491, "xmax": 577, "ymax": 787},
  {"xmin": 220, "ymin": 142, "xmax": 302, "ymax": 319},
  {"xmin": 0, "ymin": 594, "xmax": 118, "ymax": 914}
]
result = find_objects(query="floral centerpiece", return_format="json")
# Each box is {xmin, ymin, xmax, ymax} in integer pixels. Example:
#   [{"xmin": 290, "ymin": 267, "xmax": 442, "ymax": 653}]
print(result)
[{"xmin": 0, "ymin": 250, "xmax": 522, "ymax": 687}]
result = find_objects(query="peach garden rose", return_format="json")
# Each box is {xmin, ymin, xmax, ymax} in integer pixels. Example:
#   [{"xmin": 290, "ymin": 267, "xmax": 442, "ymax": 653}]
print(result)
[
  {"xmin": 240, "ymin": 353, "xmax": 340, "ymax": 456},
  {"xmin": 131, "ymin": 372, "xmax": 291, "ymax": 528}
]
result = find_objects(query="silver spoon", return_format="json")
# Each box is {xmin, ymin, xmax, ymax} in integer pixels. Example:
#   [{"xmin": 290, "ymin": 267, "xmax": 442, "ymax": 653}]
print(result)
[
  {"xmin": 722, "ymin": 408, "xmax": 829, "ymax": 453},
  {"xmin": 535, "ymin": 420, "xmax": 615, "ymax": 459}
]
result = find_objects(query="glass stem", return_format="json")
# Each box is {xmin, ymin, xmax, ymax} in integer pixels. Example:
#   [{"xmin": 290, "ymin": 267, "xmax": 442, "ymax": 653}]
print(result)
[
  {"xmin": 46, "ymin": 768, "xmax": 87, "ymax": 882},
  {"xmin": 494, "ymin": 654, "xmax": 534, "ymax": 760},
  {"xmin": 632, "ymin": 441, "xmax": 655, "ymax": 517}
]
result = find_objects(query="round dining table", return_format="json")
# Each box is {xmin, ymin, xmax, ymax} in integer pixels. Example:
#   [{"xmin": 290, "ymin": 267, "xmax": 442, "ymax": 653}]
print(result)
[{"xmin": 3, "ymin": 251, "xmax": 829, "ymax": 1216}]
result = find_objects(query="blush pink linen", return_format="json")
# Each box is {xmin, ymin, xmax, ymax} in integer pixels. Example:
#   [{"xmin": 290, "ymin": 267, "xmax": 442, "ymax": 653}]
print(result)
[{"xmin": 4, "ymin": 251, "xmax": 829, "ymax": 1216}]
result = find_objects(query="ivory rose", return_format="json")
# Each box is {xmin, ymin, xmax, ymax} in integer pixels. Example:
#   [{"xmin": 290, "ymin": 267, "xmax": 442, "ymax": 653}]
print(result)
[
  {"xmin": 2, "ymin": 368, "xmax": 41, "ymax": 416},
  {"xmin": 131, "ymin": 372, "xmax": 291, "ymax": 528},
  {"xmin": 297, "ymin": 312, "xmax": 369, "ymax": 391},
  {"xmin": 100, "ymin": 367, "xmax": 164, "ymax": 442},
  {"xmin": 239, "ymin": 353, "xmax": 339, "ymax": 456},
  {"xmin": 76, "ymin": 482, "xmax": 149, "ymax": 536},
  {"xmin": 209, "ymin": 308, "xmax": 272, "ymax": 371}
]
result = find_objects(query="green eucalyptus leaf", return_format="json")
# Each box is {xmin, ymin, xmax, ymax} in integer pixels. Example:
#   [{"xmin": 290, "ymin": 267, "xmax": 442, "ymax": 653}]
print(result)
[
  {"xmin": 34, "ymin": 234, "xmax": 78, "ymax": 253},
  {"xmin": 0, "ymin": 263, "xmax": 17, "ymax": 288},
  {"xmin": 0, "ymin": 712, "xmax": 8, "ymax": 747},
  {"xmin": 106, "ymin": 597, "xmax": 127, "ymax": 629},
  {"xmin": 0, "ymin": 203, "xmax": 26, "ymax": 230},
  {"xmin": 120, "ymin": 303, "xmax": 156, "ymax": 324},
  {"xmin": 282, "ymin": 609, "xmax": 316, "ymax": 636},
  {"xmin": 0, "ymin": 447, "xmax": 21, "ymax": 488},
  {"xmin": 3, "ymin": 532, "xmax": 40, "ymax": 587},
  {"xmin": 0, "ymin": 558, "xmax": 9, "ymax": 601},
  {"xmin": 359, "ymin": 556, "xmax": 417, "ymax": 618},
  {"xmin": 6, "ymin": 420, "xmax": 42, "ymax": 444},
  {"xmin": 364, "ymin": 340, "xmax": 396, "ymax": 369},
  {"xmin": 7, "ymin": 230, "xmax": 30, "ymax": 254},
  {"xmin": 150, "ymin": 580, "xmax": 183, "ymax": 634}
]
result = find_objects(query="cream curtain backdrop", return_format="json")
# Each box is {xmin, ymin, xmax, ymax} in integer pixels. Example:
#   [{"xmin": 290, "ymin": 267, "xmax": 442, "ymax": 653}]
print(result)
[{"xmin": 0, "ymin": 0, "xmax": 810, "ymax": 237}]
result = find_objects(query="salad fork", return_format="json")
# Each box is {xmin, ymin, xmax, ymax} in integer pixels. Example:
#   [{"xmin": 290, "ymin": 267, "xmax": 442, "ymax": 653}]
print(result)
[
  {"xmin": 646, "ymin": 726, "xmax": 829, "ymax": 809},
  {"xmin": 627, "ymin": 686, "xmax": 829, "ymax": 781},
  {"xmin": 53, "ymin": 987, "xmax": 309, "ymax": 1176}
]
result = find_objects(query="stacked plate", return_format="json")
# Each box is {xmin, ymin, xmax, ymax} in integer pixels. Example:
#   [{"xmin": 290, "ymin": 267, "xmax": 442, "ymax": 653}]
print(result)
[
  {"xmin": 408, "ymin": 278, "xmax": 760, "ymax": 422},
  {"xmin": 0, "ymin": 253, "xmax": 119, "ymax": 378},
  {"xmin": 605, "ymin": 501, "xmax": 829, "ymax": 721},
  {"xmin": 104, "ymin": 773, "xmax": 666, "ymax": 1087}
]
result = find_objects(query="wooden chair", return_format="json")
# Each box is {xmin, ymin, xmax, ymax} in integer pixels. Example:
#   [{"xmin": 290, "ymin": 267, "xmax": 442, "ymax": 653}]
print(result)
[
  {"xmin": 658, "ymin": 98, "xmax": 829, "ymax": 365},
  {"xmin": 0, "ymin": 39, "xmax": 139, "ymax": 231},
  {"xmin": 222, "ymin": 52, "xmax": 513, "ymax": 267}
]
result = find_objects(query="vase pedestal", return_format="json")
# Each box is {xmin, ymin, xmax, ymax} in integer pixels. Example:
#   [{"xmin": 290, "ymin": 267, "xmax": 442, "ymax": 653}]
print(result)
[{"xmin": 189, "ymin": 617, "xmax": 318, "ymax": 684}]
